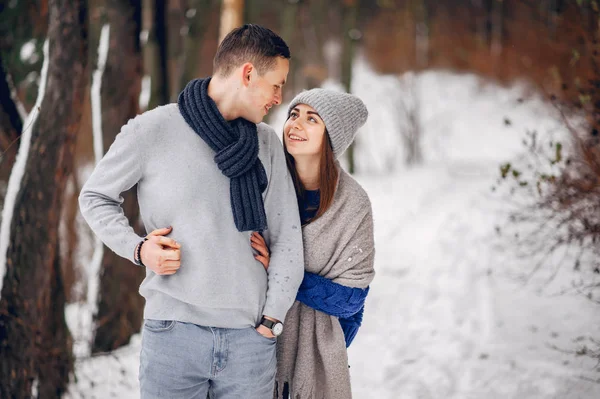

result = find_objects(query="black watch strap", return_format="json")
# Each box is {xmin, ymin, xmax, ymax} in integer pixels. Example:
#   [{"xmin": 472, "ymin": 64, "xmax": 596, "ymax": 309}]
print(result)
[{"xmin": 260, "ymin": 317, "xmax": 276, "ymax": 329}]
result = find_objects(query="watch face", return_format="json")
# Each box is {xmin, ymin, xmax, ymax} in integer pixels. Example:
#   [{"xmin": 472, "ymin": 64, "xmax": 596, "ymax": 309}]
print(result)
[{"xmin": 272, "ymin": 322, "xmax": 284, "ymax": 336}]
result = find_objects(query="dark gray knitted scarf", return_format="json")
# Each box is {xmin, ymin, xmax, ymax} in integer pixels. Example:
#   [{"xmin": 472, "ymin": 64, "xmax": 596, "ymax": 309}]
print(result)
[{"xmin": 178, "ymin": 77, "xmax": 268, "ymax": 232}]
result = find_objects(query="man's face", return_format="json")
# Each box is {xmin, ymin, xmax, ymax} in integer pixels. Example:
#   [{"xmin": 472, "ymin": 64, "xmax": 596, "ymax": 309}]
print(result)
[{"xmin": 243, "ymin": 57, "xmax": 289, "ymax": 124}]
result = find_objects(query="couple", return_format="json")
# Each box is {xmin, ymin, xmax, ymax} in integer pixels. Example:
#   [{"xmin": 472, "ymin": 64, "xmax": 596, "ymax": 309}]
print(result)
[{"xmin": 79, "ymin": 24, "xmax": 375, "ymax": 399}]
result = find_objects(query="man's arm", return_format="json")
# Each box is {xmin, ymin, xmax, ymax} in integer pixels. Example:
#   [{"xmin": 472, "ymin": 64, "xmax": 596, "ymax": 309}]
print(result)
[
  {"xmin": 260, "ymin": 128, "xmax": 305, "ymax": 324},
  {"xmin": 78, "ymin": 118, "xmax": 145, "ymax": 263}
]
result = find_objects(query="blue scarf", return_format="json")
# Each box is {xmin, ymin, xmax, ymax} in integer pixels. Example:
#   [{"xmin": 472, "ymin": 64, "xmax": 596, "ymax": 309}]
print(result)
[
  {"xmin": 178, "ymin": 77, "xmax": 268, "ymax": 232},
  {"xmin": 296, "ymin": 272, "xmax": 369, "ymax": 347}
]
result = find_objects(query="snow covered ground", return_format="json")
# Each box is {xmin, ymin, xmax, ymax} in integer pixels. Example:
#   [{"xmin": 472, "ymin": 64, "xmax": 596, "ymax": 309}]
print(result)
[
  {"xmin": 350, "ymin": 164, "xmax": 600, "ymax": 399},
  {"xmin": 66, "ymin": 66, "xmax": 600, "ymax": 398}
]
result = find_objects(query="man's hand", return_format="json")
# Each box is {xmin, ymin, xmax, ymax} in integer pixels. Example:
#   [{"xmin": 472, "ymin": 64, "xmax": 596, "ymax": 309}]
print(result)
[
  {"xmin": 141, "ymin": 227, "xmax": 181, "ymax": 275},
  {"xmin": 256, "ymin": 324, "xmax": 275, "ymax": 338},
  {"xmin": 256, "ymin": 315, "xmax": 279, "ymax": 338}
]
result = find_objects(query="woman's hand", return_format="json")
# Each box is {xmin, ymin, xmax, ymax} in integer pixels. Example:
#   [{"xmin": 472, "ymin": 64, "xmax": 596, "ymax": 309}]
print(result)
[{"xmin": 251, "ymin": 232, "xmax": 270, "ymax": 270}]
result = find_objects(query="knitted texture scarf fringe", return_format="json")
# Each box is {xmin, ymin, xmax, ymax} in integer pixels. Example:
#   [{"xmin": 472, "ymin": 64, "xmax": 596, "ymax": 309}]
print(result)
[{"xmin": 178, "ymin": 77, "xmax": 268, "ymax": 232}]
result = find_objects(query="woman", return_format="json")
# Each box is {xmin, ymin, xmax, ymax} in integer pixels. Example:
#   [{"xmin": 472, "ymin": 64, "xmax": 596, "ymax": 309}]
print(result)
[{"xmin": 252, "ymin": 88, "xmax": 376, "ymax": 399}]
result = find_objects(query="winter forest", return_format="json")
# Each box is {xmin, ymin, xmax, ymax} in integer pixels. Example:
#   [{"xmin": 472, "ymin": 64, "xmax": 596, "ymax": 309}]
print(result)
[{"xmin": 0, "ymin": 0, "xmax": 600, "ymax": 398}]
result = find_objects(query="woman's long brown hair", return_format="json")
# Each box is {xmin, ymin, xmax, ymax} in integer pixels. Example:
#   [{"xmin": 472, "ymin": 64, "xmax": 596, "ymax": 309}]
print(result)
[{"xmin": 284, "ymin": 129, "xmax": 339, "ymax": 224}]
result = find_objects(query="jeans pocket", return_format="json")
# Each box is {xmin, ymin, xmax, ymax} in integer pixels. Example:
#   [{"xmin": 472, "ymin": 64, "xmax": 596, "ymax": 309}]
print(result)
[
  {"xmin": 251, "ymin": 327, "xmax": 277, "ymax": 343},
  {"xmin": 144, "ymin": 319, "xmax": 176, "ymax": 333}
]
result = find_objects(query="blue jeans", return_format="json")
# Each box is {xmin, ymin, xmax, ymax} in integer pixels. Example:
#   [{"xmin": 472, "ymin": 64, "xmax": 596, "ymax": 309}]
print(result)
[{"xmin": 139, "ymin": 319, "xmax": 276, "ymax": 399}]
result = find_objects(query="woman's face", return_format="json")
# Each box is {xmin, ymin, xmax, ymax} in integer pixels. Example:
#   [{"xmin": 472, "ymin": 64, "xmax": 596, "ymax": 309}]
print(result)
[{"xmin": 283, "ymin": 104, "xmax": 326, "ymax": 158}]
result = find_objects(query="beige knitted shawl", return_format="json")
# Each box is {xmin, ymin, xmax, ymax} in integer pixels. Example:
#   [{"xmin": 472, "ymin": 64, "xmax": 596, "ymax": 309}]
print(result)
[{"xmin": 275, "ymin": 169, "xmax": 376, "ymax": 399}]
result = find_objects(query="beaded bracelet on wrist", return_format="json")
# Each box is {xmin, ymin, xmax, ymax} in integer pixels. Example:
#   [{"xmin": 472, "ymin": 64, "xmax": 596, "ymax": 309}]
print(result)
[{"xmin": 135, "ymin": 237, "xmax": 148, "ymax": 267}]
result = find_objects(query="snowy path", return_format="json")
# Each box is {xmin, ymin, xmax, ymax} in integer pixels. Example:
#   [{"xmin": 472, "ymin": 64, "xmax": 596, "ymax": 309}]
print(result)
[{"xmin": 350, "ymin": 163, "xmax": 600, "ymax": 399}]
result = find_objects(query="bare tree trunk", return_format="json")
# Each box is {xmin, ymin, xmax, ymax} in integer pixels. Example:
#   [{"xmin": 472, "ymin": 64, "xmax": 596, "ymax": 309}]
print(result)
[
  {"xmin": 389, "ymin": 73, "xmax": 423, "ymax": 168},
  {"xmin": 300, "ymin": 0, "xmax": 328, "ymax": 89},
  {"xmin": 37, "ymin": 240, "xmax": 72, "ymax": 398},
  {"xmin": 177, "ymin": 0, "xmax": 213, "ymax": 92},
  {"xmin": 415, "ymin": 0, "xmax": 429, "ymax": 68},
  {"xmin": 0, "ymin": 0, "xmax": 88, "ymax": 396},
  {"xmin": 90, "ymin": 0, "xmax": 145, "ymax": 354},
  {"xmin": 167, "ymin": 0, "xmax": 191, "ymax": 100},
  {"xmin": 0, "ymin": 53, "xmax": 22, "ymax": 190},
  {"xmin": 146, "ymin": 0, "xmax": 170, "ymax": 110},
  {"xmin": 490, "ymin": 0, "xmax": 503, "ymax": 59},
  {"xmin": 280, "ymin": 0, "xmax": 300, "ymax": 98},
  {"xmin": 471, "ymin": 0, "xmax": 488, "ymax": 44},
  {"xmin": 0, "ymin": 54, "xmax": 22, "ymax": 153},
  {"xmin": 156, "ymin": 0, "xmax": 170, "ymax": 106},
  {"xmin": 219, "ymin": 0, "xmax": 244, "ymax": 43},
  {"xmin": 324, "ymin": 3, "xmax": 343, "ymax": 83},
  {"xmin": 400, "ymin": 74, "xmax": 423, "ymax": 165},
  {"xmin": 60, "ymin": 172, "xmax": 81, "ymax": 303},
  {"xmin": 308, "ymin": 0, "xmax": 327, "ymax": 68},
  {"xmin": 341, "ymin": 0, "xmax": 359, "ymax": 174}
]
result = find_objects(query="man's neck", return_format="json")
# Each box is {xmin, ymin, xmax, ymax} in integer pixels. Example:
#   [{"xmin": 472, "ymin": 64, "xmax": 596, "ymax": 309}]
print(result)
[
  {"xmin": 294, "ymin": 157, "xmax": 320, "ymax": 190},
  {"xmin": 207, "ymin": 76, "xmax": 242, "ymax": 121}
]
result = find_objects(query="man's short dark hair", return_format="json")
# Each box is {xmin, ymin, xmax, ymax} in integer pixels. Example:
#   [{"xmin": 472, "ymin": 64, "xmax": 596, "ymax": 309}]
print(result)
[{"xmin": 213, "ymin": 24, "xmax": 291, "ymax": 77}]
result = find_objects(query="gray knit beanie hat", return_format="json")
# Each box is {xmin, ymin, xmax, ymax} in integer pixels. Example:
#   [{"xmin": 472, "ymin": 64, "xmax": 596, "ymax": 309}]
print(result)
[{"xmin": 287, "ymin": 88, "xmax": 368, "ymax": 159}]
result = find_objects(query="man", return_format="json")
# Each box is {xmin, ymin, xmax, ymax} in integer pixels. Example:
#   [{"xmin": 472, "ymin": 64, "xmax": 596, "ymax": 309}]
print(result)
[{"xmin": 79, "ymin": 24, "xmax": 304, "ymax": 398}]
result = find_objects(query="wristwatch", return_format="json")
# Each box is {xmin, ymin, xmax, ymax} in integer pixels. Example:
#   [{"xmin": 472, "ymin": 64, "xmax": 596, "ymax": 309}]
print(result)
[{"xmin": 259, "ymin": 317, "xmax": 283, "ymax": 337}]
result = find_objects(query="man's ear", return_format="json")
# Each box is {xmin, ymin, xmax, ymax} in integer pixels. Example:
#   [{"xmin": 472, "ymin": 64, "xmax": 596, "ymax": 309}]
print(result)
[{"xmin": 241, "ymin": 62, "xmax": 254, "ymax": 87}]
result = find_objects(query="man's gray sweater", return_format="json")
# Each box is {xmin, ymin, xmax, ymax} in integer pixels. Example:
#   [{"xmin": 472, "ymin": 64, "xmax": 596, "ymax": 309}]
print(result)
[{"xmin": 79, "ymin": 103, "xmax": 304, "ymax": 328}]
